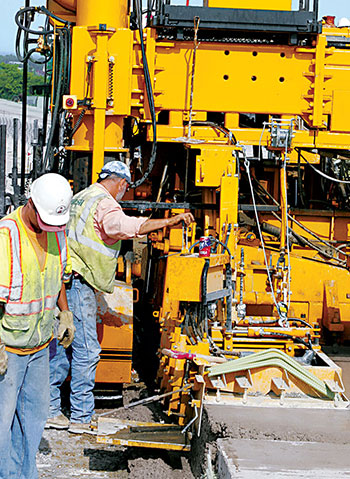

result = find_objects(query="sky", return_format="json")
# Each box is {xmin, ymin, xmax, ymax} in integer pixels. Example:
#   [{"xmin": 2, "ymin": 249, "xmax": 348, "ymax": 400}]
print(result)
[{"xmin": 0, "ymin": 0, "xmax": 349, "ymax": 54}]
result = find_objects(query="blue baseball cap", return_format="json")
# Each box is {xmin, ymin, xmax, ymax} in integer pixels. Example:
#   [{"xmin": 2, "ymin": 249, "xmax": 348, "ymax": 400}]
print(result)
[{"xmin": 99, "ymin": 161, "xmax": 131, "ymax": 184}]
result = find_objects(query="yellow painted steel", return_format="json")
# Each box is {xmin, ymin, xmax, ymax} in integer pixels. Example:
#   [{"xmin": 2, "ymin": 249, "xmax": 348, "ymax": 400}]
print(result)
[
  {"xmin": 95, "ymin": 280, "xmax": 133, "ymax": 384},
  {"xmin": 60, "ymin": 0, "xmax": 350, "ymax": 157},
  {"xmin": 208, "ymin": 0, "xmax": 292, "ymax": 9},
  {"xmin": 76, "ymin": 0, "xmax": 128, "ymax": 28},
  {"xmin": 48, "ymin": 0, "xmax": 350, "ymax": 430}
]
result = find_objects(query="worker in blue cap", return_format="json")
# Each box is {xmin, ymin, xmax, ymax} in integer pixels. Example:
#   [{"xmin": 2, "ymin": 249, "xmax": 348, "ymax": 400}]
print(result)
[{"xmin": 47, "ymin": 161, "xmax": 194, "ymax": 433}]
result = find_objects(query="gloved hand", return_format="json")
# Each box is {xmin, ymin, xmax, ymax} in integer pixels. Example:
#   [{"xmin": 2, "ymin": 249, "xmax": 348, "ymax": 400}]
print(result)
[
  {"xmin": 57, "ymin": 310, "xmax": 75, "ymax": 349},
  {"xmin": 0, "ymin": 340, "xmax": 8, "ymax": 375}
]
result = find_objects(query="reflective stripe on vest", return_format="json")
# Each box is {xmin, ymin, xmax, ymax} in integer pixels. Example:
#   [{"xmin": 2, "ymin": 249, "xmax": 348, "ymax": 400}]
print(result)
[
  {"xmin": 0, "ymin": 208, "xmax": 69, "ymax": 349},
  {"xmin": 0, "ymin": 219, "xmax": 23, "ymax": 302},
  {"xmin": 68, "ymin": 194, "xmax": 117, "ymax": 259},
  {"xmin": 5, "ymin": 294, "xmax": 58, "ymax": 316}
]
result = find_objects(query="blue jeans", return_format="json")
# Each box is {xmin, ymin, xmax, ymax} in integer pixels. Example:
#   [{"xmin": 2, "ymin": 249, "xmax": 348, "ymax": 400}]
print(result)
[
  {"xmin": 49, "ymin": 278, "xmax": 101, "ymax": 423},
  {"xmin": 0, "ymin": 347, "xmax": 49, "ymax": 479}
]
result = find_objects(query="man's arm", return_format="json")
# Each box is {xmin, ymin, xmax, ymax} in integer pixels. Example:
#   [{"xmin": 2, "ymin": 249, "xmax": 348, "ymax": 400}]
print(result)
[
  {"xmin": 57, "ymin": 283, "xmax": 69, "ymax": 311},
  {"xmin": 56, "ymin": 283, "xmax": 75, "ymax": 349},
  {"xmin": 0, "ymin": 304, "xmax": 7, "ymax": 375},
  {"xmin": 138, "ymin": 212, "xmax": 194, "ymax": 236}
]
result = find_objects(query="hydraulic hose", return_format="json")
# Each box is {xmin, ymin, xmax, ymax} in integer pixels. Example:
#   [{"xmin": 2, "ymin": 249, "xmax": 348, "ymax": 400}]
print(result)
[
  {"xmin": 255, "ymin": 330, "xmax": 314, "ymax": 350},
  {"xmin": 132, "ymin": 0, "xmax": 157, "ymax": 188},
  {"xmin": 43, "ymin": 29, "xmax": 65, "ymax": 172},
  {"xmin": 16, "ymin": 6, "xmax": 71, "ymax": 31},
  {"xmin": 190, "ymin": 237, "xmax": 233, "ymax": 330},
  {"xmin": 201, "ymin": 259, "xmax": 210, "ymax": 337},
  {"xmin": 296, "ymin": 148, "xmax": 350, "ymax": 185}
]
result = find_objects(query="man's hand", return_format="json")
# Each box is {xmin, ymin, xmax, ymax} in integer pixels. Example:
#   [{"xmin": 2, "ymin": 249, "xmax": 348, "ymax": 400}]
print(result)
[
  {"xmin": 57, "ymin": 310, "xmax": 76, "ymax": 349},
  {"xmin": 138, "ymin": 212, "xmax": 195, "ymax": 235},
  {"xmin": 0, "ymin": 341, "xmax": 8, "ymax": 375},
  {"xmin": 168, "ymin": 212, "xmax": 195, "ymax": 227}
]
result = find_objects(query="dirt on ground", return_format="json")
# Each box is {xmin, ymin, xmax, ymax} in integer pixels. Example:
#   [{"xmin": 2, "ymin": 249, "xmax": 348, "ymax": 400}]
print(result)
[
  {"xmin": 37, "ymin": 383, "xmax": 194, "ymax": 479},
  {"xmin": 38, "ymin": 431, "xmax": 193, "ymax": 479}
]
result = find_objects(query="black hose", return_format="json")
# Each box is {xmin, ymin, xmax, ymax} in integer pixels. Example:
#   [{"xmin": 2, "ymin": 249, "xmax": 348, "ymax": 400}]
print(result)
[
  {"xmin": 204, "ymin": 237, "xmax": 233, "ymax": 332},
  {"xmin": 287, "ymin": 317, "xmax": 313, "ymax": 328},
  {"xmin": 201, "ymin": 259, "xmax": 210, "ymax": 337},
  {"xmin": 189, "ymin": 237, "xmax": 233, "ymax": 331},
  {"xmin": 189, "ymin": 306, "xmax": 202, "ymax": 342},
  {"xmin": 257, "ymin": 330, "xmax": 314, "ymax": 350},
  {"xmin": 188, "ymin": 236, "xmax": 232, "ymax": 258},
  {"xmin": 225, "ymin": 262, "xmax": 233, "ymax": 331},
  {"xmin": 15, "ymin": 7, "xmax": 53, "ymax": 35},
  {"xmin": 15, "ymin": 6, "xmax": 70, "ymax": 65},
  {"xmin": 132, "ymin": 0, "xmax": 157, "ymax": 188},
  {"xmin": 182, "ymin": 310, "xmax": 196, "ymax": 345},
  {"xmin": 43, "ymin": 29, "xmax": 65, "ymax": 172}
]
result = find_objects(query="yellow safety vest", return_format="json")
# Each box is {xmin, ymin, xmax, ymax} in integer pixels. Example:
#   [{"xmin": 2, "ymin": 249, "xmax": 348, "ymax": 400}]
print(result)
[
  {"xmin": 0, "ymin": 207, "xmax": 71, "ymax": 349},
  {"xmin": 67, "ymin": 184, "xmax": 121, "ymax": 294}
]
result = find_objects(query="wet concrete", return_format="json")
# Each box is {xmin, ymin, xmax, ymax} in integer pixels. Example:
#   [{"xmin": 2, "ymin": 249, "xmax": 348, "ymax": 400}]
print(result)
[
  {"xmin": 216, "ymin": 439, "xmax": 350, "ymax": 478},
  {"xmin": 205, "ymin": 353, "xmax": 350, "ymax": 478},
  {"xmin": 205, "ymin": 404, "xmax": 350, "ymax": 443}
]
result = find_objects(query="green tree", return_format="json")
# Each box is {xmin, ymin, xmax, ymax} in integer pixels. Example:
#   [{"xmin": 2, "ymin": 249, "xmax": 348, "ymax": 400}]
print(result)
[{"xmin": 0, "ymin": 63, "xmax": 44, "ymax": 101}]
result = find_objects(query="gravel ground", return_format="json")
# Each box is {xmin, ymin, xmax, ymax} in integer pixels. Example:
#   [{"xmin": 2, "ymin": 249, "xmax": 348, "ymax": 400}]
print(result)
[
  {"xmin": 38, "ymin": 430, "xmax": 193, "ymax": 479},
  {"xmin": 37, "ymin": 384, "xmax": 195, "ymax": 479}
]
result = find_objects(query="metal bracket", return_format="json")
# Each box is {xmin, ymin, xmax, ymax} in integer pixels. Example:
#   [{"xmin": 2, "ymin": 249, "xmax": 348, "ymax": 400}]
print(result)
[
  {"xmin": 235, "ymin": 370, "xmax": 253, "ymax": 404},
  {"xmin": 272, "ymin": 376, "xmax": 289, "ymax": 405}
]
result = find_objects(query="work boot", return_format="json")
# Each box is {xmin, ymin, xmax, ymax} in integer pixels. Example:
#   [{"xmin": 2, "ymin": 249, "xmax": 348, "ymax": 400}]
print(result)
[
  {"xmin": 68, "ymin": 422, "xmax": 96, "ymax": 435},
  {"xmin": 45, "ymin": 414, "xmax": 69, "ymax": 430}
]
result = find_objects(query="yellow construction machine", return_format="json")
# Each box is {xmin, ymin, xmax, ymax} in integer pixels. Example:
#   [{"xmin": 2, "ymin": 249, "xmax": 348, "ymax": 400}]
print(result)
[{"xmin": 13, "ymin": 0, "xmax": 350, "ymax": 448}]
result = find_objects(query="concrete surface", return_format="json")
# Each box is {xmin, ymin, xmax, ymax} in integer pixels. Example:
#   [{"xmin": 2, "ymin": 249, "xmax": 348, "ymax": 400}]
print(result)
[
  {"xmin": 216, "ymin": 439, "xmax": 350, "ymax": 478},
  {"xmin": 205, "ymin": 404, "xmax": 350, "ymax": 443},
  {"xmin": 207, "ymin": 354, "xmax": 350, "ymax": 478}
]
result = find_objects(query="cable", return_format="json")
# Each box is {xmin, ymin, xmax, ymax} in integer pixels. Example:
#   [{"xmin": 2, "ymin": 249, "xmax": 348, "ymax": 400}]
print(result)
[
  {"xmin": 188, "ymin": 237, "xmax": 232, "ymax": 257},
  {"xmin": 282, "ymin": 151, "xmax": 291, "ymax": 309},
  {"xmin": 15, "ymin": 8, "xmax": 53, "ymax": 64},
  {"xmin": 253, "ymin": 177, "xmax": 349, "ymax": 261},
  {"xmin": 287, "ymin": 318, "xmax": 313, "ymax": 328},
  {"xmin": 131, "ymin": 0, "xmax": 157, "ymax": 188},
  {"xmin": 244, "ymin": 157, "xmax": 279, "ymax": 313},
  {"xmin": 258, "ymin": 121, "xmax": 267, "ymax": 161},
  {"xmin": 43, "ymin": 28, "xmax": 69, "ymax": 172},
  {"xmin": 297, "ymin": 148, "xmax": 350, "ymax": 185},
  {"xmin": 191, "ymin": 121, "xmax": 237, "ymax": 145}
]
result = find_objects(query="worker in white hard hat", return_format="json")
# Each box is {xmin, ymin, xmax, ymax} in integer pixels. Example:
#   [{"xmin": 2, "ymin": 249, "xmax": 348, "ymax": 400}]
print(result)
[
  {"xmin": 0, "ymin": 173, "xmax": 75, "ymax": 479},
  {"xmin": 47, "ymin": 160, "xmax": 194, "ymax": 434}
]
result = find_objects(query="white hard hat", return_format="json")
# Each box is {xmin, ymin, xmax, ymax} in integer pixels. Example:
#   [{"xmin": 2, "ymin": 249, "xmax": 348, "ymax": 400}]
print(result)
[
  {"xmin": 31, "ymin": 173, "xmax": 72, "ymax": 228},
  {"xmin": 338, "ymin": 17, "xmax": 350, "ymax": 27}
]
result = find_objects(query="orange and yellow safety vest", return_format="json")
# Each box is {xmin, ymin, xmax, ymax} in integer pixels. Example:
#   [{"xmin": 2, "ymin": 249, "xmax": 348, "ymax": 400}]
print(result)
[{"xmin": 0, "ymin": 207, "xmax": 71, "ymax": 350}]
